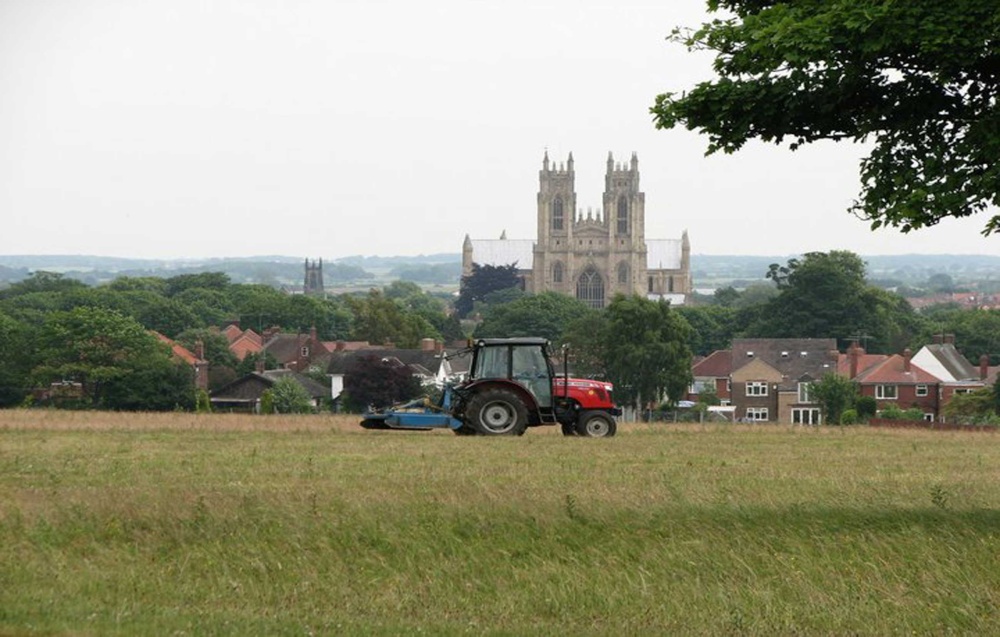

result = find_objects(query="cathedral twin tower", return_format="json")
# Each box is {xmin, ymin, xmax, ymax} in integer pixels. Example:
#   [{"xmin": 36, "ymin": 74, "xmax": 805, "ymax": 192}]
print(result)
[{"xmin": 463, "ymin": 151, "xmax": 691, "ymax": 309}]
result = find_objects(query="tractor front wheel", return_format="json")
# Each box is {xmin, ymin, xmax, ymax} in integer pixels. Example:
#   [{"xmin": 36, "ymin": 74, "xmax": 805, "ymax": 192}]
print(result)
[
  {"xmin": 465, "ymin": 389, "xmax": 529, "ymax": 436},
  {"xmin": 576, "ymin": 410, "xmax": 617, "ymax": 438}
]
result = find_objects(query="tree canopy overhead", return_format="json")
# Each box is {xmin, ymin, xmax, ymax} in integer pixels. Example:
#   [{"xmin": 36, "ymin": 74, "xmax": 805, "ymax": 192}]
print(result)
[{"xmin": 653, "ymin": 1, "xmax": 1000, "ymax": 236}]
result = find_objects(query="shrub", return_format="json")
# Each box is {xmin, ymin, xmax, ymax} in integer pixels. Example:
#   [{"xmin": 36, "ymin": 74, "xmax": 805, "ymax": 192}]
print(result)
[
  {"xmin": 840, "ymin": 409, "xmax": 858, "ymax": 425},
  {"xmin": 855, "ymin": 395, "xmax": 877, "ymax": 419}
]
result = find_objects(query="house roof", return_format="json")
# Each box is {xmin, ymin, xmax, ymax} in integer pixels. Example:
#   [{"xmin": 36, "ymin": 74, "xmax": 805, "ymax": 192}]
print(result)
[
  {"xmin": 211, "ymin": 370, "xmax": 328, "ymax": 400},
  {"xmin": 260, "ymin": 369, "xmax": 329, "ymax": 398},
  {"xmin": 731, "ymin": 338, "xmax": 839, "ymax": 388},
  {"xmin": 151, "ymin": 331, "xmax": 204, "ymax": 365},
  {"xmin": 853, "ymin": 355, "xmax": 938, "ymax": 384},
  {"xmin": 836, "ymin": 351, "xmax": 889, "ymax": 379},
  {"xmin": 912, "ymin": 343, "xmax": 979, "ymax": 382},
  {"xmin": 692, "ymin": 350, "xmax": 732, "ymax": 378}
]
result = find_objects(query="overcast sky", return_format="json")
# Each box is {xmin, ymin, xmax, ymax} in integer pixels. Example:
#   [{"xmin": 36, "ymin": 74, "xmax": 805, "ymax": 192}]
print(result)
[{"xmin": 1, "ymin": 0, "xmax": 996, "ymax": 260}]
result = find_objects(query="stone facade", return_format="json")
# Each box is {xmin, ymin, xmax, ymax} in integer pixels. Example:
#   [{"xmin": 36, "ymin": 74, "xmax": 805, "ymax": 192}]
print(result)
[{"xmin": 462, "ymin": 152, "xmax": 691, "ymax": 308}]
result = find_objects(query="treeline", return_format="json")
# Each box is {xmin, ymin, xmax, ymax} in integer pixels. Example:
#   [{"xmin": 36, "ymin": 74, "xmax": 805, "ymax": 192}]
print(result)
[
  {"xmin": 2, "ymin": 251, "xmax": 999, "ymax": 413},
  {"xmin": 0, "ymin": 273, "xmax": 462, "ymax": 409}
]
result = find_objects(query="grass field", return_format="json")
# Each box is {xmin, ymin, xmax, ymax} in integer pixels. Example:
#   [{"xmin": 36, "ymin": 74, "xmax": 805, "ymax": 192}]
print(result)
[{"xmin": 2, "ymin": 411, "xmax": 999, "ymax": 635}]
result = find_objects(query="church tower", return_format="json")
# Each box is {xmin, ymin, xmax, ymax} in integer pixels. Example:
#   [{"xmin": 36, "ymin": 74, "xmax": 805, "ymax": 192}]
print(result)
[
  {"xmin": 533, "ymin": 151, "xmax": 577, "ymax": 296},
  {"xmin": 603, "ymin": 152, "xmax": 646, "ymax": 298},
  {"xmin": 304, "ymin": 258, "xmax": 324, "ymax": 296}
]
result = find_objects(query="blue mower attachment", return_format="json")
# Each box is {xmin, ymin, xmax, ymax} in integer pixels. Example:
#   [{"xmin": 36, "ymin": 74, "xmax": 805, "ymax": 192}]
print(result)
[{"xmin": 360, "ymin": 395, "xmax": 464, "ymax": 431}]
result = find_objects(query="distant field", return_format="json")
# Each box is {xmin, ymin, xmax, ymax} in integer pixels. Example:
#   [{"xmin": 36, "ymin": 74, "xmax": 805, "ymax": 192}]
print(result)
[{"xmin": 2, "ymin": 411, "xmax": 999, "ymax": 635}]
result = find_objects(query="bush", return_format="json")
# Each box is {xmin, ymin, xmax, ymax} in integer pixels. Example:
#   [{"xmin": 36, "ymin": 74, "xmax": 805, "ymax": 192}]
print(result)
[
  {"xmin": 878, "ymin": 405, "xmax": 905, "ymax": 420},
  {"xmin": 855, "ymin": 395, "xmax": 877, "ymax": 419},
  {"xmin": 840, "ymin": 409, "xmax": 858, "ymax": 425}
]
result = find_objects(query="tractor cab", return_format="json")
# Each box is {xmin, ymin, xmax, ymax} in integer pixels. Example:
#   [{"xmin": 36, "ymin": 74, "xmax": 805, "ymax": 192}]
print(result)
[{"xmin": 467, "ymin": 338, "xmax": 554, "ymax": 409}]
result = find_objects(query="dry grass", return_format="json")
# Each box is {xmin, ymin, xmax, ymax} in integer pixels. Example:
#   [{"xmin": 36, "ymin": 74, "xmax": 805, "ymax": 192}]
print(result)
[{"xmin": 3, "ymin": 411, "xmax": 1000, "ymax": 635}]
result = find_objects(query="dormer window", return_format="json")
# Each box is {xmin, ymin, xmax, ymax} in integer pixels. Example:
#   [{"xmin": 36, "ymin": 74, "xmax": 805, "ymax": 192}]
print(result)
[
  {"xmin": 747, "ymin": 351, "xmax": 754, "ymax": 358},
  {"xmin": 781, "ymin": 351, "xmax": 789, "ymax": 358}
]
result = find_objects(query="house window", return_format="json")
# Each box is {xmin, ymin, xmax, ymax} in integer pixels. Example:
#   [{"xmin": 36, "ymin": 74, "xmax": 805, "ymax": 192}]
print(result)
[
  {"xmin": 552, "ymin": 197, "xmax": 564, "ymax": 231},
  {"xmin": 746, "ymin": 381, "xmax": 768, "ymax": 397},
  {"xmin": 954, "ymin": 388, "xmax": 974, "ymax": 395},
  {"xmin": 923, "ymin": 413, "xmax": 934, "ymax": 422},
  {"xmin": 876, "ymin": 384, "xmax": 898, "ymax": 400},
  {"xmin": 301, "ymin": 346, "xmax": 309, "ymax": 357},
  {"xmin": 797, "ymin": 382, "xmax": 812, "ymax": 403},
  {"xmin": 746, "ymin": 407, "xmax": 768, "ymax": 421},
  {"xmin": 792, "ymin": 408, "xmax": 821, "ymax": 425},
  {"xmin": 552, "ymin": 261, "xmax": 563, "ymax": 283},
  {"xmin": 915, "ymin": 384, "xmax": 928, "ymax": 397},
  {"xmin": 648, "ymin": 276, "xmax": 654, "ymax": 293}
]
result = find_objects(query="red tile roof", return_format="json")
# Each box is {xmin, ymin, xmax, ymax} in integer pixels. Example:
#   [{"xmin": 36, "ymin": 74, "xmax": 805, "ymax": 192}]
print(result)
[
  {"xmin": 692, "ymin": 350, "xmax": 732, "ymax": 378},
  {"xmin": 853, "ymin": 354, "xmax": 938, "ymax": 384}
]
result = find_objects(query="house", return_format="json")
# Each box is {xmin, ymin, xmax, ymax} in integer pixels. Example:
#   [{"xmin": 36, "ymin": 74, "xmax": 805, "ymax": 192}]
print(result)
[
  {"xmin": 261, "ymin": 326, "xmax": 331, "ymax": 373},
  {"xmin": 853, "ymin": 349, "xmax": 941, "ymax": 420},
  {"xmin": 687, "ymin": 350, "xmax": 733, "ymax": 405},
  {"xmin": 152, "ymin": 331, "xmax": 209, "ymax": 391},
  {"xmin": 210, "ymin": 369, "xmax": 330, "ymax": 413},
  {"xmin": 225, "ymin": 326, "xmax": 264, "ymax": 361},
  {"xmin": 730, "ymin": 338, "xmax": 840, "ymax": 424},
  {"xmin": 911, "ymin": 334, "xmax": 997, "ymax": 417}
]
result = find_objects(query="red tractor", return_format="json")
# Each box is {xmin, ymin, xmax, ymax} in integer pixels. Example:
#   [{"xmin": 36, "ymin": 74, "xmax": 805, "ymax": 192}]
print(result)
[{"xmin": 361, "ymin": 337, "xmax": 619, "ymax": 437}]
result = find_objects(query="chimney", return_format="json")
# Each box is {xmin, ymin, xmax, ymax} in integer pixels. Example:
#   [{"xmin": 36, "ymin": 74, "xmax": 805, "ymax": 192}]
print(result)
[
  {"xmin": 903, "ymin": 348, "xmax": 912, "ymax": 372},
  {"xmin": 421, "ymin": 338, "xmax": 436, "ymax": 352},
  {"xmin": 849, "ymin": 342, "xmax": 860, "ymax": 379},
  {"xmin": 981, "ymin": 354, "xmax": 990, "ymax": 381},
  {"xmin": 435, "ymin": 340, "xmax": 444, "ymax": 355},
  {"xmin": 310, "ymin": 326, "xmax": 318, "ymax": 343},
  {"xmin": 336, "ymin": 341, "xmax": 346, "ymax": 351},
  {"xmin": 944, "ymin": 333, "xmax": 955, "ymax": 345},
  {"xmin": 195, "ymin": 339, "xmax": 205, "ymax": 361},
  {"xmin": 255, "ymin": 357, "xmax": 265, "ymax": 373}
]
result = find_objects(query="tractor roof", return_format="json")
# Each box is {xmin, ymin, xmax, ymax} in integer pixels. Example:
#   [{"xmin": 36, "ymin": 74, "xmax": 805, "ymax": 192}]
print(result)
[{"xmin": 474, "ymin": 337, "xmax": 550, "ymax": 347}]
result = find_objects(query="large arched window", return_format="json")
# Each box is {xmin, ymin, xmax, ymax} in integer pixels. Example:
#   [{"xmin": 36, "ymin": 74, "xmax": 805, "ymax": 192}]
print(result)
[
  {"xmin": 576, "ymin": 267, "xmax": 605, "ymax": 309},
  {"xmin": 552, "ymin": 196, "xmax": 564, "ymax": 231},
  {"xmin": 552, "ymin": 261, "xmax": 563, "ymax": 284},
  {"xmin": 617, "ymin": 262, "xmax": 629, "ymax": 285},
  {"xmin": 616, "ymin": 195, "xmax": 629, "ymax": 235}
]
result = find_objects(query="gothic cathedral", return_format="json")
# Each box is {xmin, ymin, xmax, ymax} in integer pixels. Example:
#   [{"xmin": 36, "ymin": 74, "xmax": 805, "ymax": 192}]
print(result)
[{"xmin": 462, "ymin": 152, "xmax": 691, "ymax": 308}]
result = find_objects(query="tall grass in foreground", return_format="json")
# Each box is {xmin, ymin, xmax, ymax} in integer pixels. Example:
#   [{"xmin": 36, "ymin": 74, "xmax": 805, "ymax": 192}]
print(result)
[{"xmin": 1, "ymin": 415, "xmax": 999, "ymax": 635}]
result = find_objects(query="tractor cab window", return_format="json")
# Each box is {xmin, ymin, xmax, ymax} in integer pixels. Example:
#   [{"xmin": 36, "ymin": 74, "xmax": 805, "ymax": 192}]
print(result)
[
  {"xmin": 511, "ymin": 345, "xmax": 552, "ymax": 407},
  {"xmin": 473, "ymin": 345, "xmax": 509, "ymax": 380}
]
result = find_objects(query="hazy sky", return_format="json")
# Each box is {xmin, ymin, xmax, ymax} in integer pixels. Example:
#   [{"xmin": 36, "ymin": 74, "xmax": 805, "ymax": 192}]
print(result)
[{"xmin": 2, "ymin": 0, "xmax": 996, "ymax": 260}]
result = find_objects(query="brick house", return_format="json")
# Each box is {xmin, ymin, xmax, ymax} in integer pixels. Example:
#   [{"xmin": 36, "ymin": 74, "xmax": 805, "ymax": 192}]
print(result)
[
  {"xmin": 730, "ymin": 338, "xmax": 840, "ymax": 424},
  {"xmin": 152, "ymin": 331, "xmax": 209, "ymax": 391},
  {"xmin": 687, "ymin": 350, "xmax": 732, "ymax": 405},
  {"xmin": 853, "ymin": 349, "xmax": 941, "ymax": 420}
]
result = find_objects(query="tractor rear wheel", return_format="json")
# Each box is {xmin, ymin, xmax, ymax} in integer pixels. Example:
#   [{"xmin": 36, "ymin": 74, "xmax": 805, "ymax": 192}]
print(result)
[
  {"xmin": 465, "ymin": 388, "xmax": 529, "ymax": 436},
  {"xmin": 576, "ymin": 410, "xmax": 617, "ymax": 438}
]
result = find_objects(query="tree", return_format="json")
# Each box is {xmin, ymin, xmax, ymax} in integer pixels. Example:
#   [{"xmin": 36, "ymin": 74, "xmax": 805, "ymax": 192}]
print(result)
[
  {"xmin": 600, "ymin": 295, "xmax": 694, "ymax": 410},
  {"xmin": 269, "ymin": 377, "xmax": 315, "ymax": 414},
  {"xmin": 0, "ymin": 312, "xmax": 31, "ymax": 406},
  {"xmin": 809, "ymin": 373, "xmax": 858, "ymax": 426},
  {"xmin": 344, "ymin": 289, "xmax": 438, "ymax": 349},
  {"xmin": 474, "ymin": 292, "xmax": 594, "ymax": 343},
  {"xmin": 455, "ymin": 263, "xmax": 522, "ymax": 318},
  {"xmin": 748, "ymin": 251, "xmax": 921, "ymax": 353},
  {"xmin": 342, "ymin": 354, "xmax": 422, "ymax": 411},
  {"xmin": 31, "ymin": 306, "xmax": 188, "ymax": 409},
  {"xmin": 675, "ymin": 305, "xmax": 740, "ymax": 357},
  {"xmin": 653, "ymin": 1, "xmax": 1000, "ymax": 236}
]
